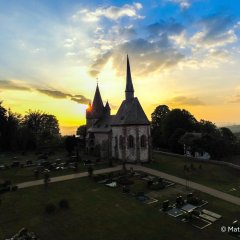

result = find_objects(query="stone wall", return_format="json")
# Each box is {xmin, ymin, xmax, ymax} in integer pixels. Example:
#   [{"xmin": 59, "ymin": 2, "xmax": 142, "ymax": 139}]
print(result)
[{"xmin": 112, "ymin": 125, "xmax": 151, "ymax": 162}]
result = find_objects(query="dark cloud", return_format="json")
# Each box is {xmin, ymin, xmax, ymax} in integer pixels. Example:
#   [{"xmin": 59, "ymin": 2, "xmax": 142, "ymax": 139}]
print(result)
[
  {"xmin": 167, "ymin": 96, "xmax": 205, "ymax": 106},
  {"xmin": 89, "ymin": 37, "xmax": 184, "ymax": 76},
  {"xmin": 0, "ymin": 80, "xmax": 90, "ymax": 105},
  {"xmin": 89, "ymin": 18, "xmax": 186, "ymax": 76},
  {"xmin": 71, "ymin": 95, "xmax": 91, "ymax": 104},
  {"xmin": 147, "ymin": 20, "xmax": 184, "ymax": 37},
  {"xmin": 195, "ymin": 13, "xmax": 236, "ymax": 46},
  {"xmin": 201, "ymin": 14, "xmax": 232, "ymax": 40},
  {"xmin": 0, "ymin": 80, "xmax": 30, "ymax": 91},
  {"xmin": 37, "ymin": 89, "xmax": 91, "ymax": 104},
  {"xmin": 37, "ymin": 89, "xmax": 72, "ymax": 99}
]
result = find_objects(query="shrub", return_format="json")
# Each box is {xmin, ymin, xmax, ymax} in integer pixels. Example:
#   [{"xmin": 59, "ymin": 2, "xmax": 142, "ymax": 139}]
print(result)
[
  {"xmin": 0, "ymin": 180, "xmax": 11, "ymax": 188},
  {"xmin": 59, "ymin": 199, "xmax": 69, "ymax": 209},
  {"xmin": 45, "ymin": 203, "xmax": 56, "ymax": 214},
  {"xmin": 11, "ymin": 185, "xmax": 18, "ymax": 191},
  {"xmin": 0, "ymin": 186, "xmax": 11, "ymax": 194}
]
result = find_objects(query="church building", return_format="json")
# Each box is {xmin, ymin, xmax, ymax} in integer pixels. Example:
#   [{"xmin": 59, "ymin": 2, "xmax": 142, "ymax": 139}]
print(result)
[{"xmin": 86, "ymin": 56, "xmax": 151, "ymax": 163}]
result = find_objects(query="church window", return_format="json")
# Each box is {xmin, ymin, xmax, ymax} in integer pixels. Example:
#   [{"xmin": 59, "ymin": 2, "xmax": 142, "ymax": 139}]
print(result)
[
  {"xmin": 114, "ymin": 136, "xmax": 118, "ymax": 148},
  {"xmin": 127, "ymin": 135, "xmax": 134, "ymax": 149},
  {"xmin": 140, "ymin": 135, "xmax": 147, "ymax": 148},
  {"xmin": 119, "ymin": 135, "xmax": 125, "ymax": 149}
]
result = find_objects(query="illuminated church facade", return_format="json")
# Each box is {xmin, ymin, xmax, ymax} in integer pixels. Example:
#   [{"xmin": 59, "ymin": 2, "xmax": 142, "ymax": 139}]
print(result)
[{"xmin": 86, "ymin": 56, "xmax": 151, "ymax": 163}]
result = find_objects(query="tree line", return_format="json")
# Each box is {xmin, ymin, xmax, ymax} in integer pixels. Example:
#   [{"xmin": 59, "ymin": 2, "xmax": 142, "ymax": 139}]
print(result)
[
  {"xmin": 1, "ymin": 99, "xmax": 239, "ymax": 159},
  {"xmin": 151, "ymin": 105, "xmax": 240, "ymax": 158},
  {"xmin": 0, "ymin": 101, "xmax": 61, "ymax": 152}
]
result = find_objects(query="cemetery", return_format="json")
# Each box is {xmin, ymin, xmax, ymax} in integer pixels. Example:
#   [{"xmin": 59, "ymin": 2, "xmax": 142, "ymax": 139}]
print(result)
[
  {"xmin": 0, "ymin": 168, "xmax": 239, "ymax": 240},
  {"xmin": 0, "ymin": 151, "xmax": 108, "ymax": 185},
  {"xmin": 93, "ymin": 168, "xmax": 236, "ymax": 232}
]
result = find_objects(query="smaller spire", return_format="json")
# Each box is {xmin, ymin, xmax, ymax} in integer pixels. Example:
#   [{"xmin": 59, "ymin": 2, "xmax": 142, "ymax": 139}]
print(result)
[
  {"xmin": 104, "ymin": 100, "xmax": 111, "ymax": 116},
  {"xmin": 105, "ymin": 100, "xmax": 110, "ymax": 109}
]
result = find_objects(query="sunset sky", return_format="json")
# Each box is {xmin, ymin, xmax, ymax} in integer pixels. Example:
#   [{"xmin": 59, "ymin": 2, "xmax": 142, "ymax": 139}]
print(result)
[{"xmin": 0, "ymin": 0, "xmax": 240, "ymax": 135}]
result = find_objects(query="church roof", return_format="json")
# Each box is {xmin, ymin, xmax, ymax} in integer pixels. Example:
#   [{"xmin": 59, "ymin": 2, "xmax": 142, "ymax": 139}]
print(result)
[
  {"xmin": 88, "ymin": 115, "xmax": 115, "ymax": 133},
  {"xmin": 91, "ymin": 84, "xmax": 105, "ymax": 119},
  {"xmin": 111, "ymin": 97, "xmax": 150, "ymax": 126}
]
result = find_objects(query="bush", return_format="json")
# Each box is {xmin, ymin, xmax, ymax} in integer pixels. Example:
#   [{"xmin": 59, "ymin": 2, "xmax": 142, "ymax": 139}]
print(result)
[
  {"xmin": 45, "ymin": 203, "xmax": 56, "ymax": 214},
  {"xmin": 11, "ymin": 185, "xmax": 18, "ymax": 191},
  {"xmin": 0, "ymin": 186, "xmax": 11, "ymax": 194},
  {"xmin": 59, "ymin": 199, "xmax": 69, "ymax": 209},
  {"xmin": 0, "ymin": 180, "xmax": 11, "ymax": 188}
]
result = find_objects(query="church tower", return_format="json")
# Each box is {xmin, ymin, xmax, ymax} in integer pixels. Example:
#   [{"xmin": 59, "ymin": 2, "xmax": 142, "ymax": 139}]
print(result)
[
  {"xmin": 125, "ymin": 55, "xmax": 134, "ymax": 101},
  {"xmin": 86, "ymin": 84, "xmax": 105, "ymax": 129},
  {"xmin": 111, "ymin": 55, "xmax": 151, "ymax": 162}
]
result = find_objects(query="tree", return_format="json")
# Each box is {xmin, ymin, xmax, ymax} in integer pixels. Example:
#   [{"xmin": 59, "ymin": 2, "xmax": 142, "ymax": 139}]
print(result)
[
  {"xmin": 77, "ymin": 125, "xmax": 86, "ymax": 138},
  {"xmin": 151, "ymin": 105, "xmax": 170, "ymax": 129},
  {"xmin": 198, "ymin": 120, "xmax": 218, "ymax": 135},
  {"xmin": 22, "ymin": 110, "xmax": 60, "ymax": 149},
  {"xmin": 64, "ymin": 135, "xmax": 76, "ymax": 155},
  {"xmin": 4, "ymin": 110, "xmax": 22, "ymax": 151},
  {"xmin": 220, "ymin": 127, "xmax": 236, "ymax": 144},
  {"xmin": 162, "ymin": 109, "xmax": 198, "ymax": 142},
  {"xmin": 0, "ymin": 102, "xmax": 7, "ymax": 151},
  {"xmin": 168, "ymin": 128, "xmax": 186, "ymax": 154},
  {"xmin": 151, "ymin": 105, "xmax": 170, "ymax": 148}
]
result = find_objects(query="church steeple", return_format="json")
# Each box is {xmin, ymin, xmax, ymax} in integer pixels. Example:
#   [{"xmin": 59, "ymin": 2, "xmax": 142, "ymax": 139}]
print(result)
[
  {"xmin": 89, "ymin": 83, "xmax": 105, "ymax": 119},
  {"xmin": 125, "ymin": 55, "xmax": 134, "ymax": 101},
  {"xmin": 92, "ymin": 84, "xmax": 104, "ymax": 111}
]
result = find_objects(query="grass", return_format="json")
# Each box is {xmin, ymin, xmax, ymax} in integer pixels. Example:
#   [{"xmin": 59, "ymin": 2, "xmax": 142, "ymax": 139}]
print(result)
[
  {"xmin": 149, "ymin": 152, "xmax": 240, "ymax": 197},
  {"xmin": 0, "ymin": 151, "xmax": 109, "ymax": 184},
  {"xmin": 0, "ymin": 176, "xmax": 239, "ymax": 240}
]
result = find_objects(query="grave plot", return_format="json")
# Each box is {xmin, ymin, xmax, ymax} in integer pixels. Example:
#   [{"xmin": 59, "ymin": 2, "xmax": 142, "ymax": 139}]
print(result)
[
  {"xmin": 199, "ymin": 209, "xmax": 222, "ymax": 223},
  {"xmin": 138, "ymin": 173, "xmax": 175, "ymax": 190},
  {"xmin": 182, "ymin": 215, "xmax": 212, "ymax": 230},
  {"xmin": 167, "ymin": 208, "xmax": 185, "ymax": 218}
]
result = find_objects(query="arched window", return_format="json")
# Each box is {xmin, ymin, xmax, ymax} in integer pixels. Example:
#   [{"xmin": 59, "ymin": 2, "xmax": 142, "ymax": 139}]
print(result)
[
  {"xmin": 140, "ymin": 135, "xmax": 147, "ymax": 148},
  {"xmin": 127, "ymin": 135, "xmax": 134, "ymax": 149},
  {"xmin": 114, "ymin": 136, "xmax": 118, "ymax": 148},
  {"xmin": 119, "ymin": 135, "xmax": 125, "ymax": 149}
]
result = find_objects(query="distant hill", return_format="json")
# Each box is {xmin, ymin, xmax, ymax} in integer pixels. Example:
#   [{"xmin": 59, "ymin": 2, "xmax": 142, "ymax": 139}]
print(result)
[{"xmin": 224, "ymin": 125, "xmax": 240, "ymax": 133}]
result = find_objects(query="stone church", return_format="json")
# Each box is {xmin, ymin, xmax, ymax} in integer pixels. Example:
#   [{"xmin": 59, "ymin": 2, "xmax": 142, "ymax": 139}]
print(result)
[{"xmin": 86, "ymin": 56, "xmax": 151, "ymax": 162}]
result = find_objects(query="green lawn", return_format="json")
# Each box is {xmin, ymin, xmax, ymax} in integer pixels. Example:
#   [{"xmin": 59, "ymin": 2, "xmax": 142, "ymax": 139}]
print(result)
[
  {"xmin": 0, "ymin": 177, "xmax": 239, "ymax": 240},
  {"xmin": 0, "ymin": 151, "xmax": 109, "ymax": 184},
  {"xmin": 149, "ymin": 152, "xmax": 240, "ymax": 197}
]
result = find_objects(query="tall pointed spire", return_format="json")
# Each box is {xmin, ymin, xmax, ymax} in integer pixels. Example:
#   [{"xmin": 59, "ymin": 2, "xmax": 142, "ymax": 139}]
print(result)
[
  {"xmin": 125, "ymin": 55, "xmax": 134, "ymax": 101},
  {"xmin": 91, "ymin": 83, "xmax": 104, "ymax": 117}
]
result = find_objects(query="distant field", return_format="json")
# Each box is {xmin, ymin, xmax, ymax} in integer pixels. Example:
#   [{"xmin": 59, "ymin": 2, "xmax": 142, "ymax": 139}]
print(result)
[
  {"xmin": 225, "ymin": 124, "xmax": 240, "ymax": 133},
  {"xmin": 0, "ymin": 177, "xmax": 239, "ymax": 240},
  {"xmin": 149, "ymin": 152, "xmax": 240, "ymax": 197}
]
